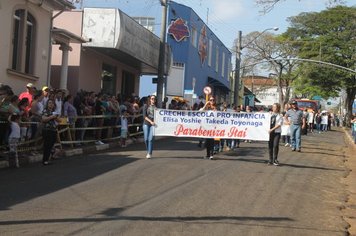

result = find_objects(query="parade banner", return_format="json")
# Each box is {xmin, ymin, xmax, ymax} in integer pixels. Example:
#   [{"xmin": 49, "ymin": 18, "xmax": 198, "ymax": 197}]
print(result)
[{"xmin": 154, "ymin": 109, "xmax": 271, "ymax": 141}]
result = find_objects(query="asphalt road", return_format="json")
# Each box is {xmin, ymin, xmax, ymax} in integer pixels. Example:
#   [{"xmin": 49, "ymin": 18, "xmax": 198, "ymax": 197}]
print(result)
[{"xmin": 0, "ymin": 128, "xmax": 350, "ymax": 236}]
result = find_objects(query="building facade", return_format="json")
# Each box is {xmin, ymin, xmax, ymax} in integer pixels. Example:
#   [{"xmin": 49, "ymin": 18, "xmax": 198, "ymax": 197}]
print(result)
[
  {"xmin": 51, "ymin": 8, "xmax": 171, "ymax": 97},
  {"xmin": 165, "ymin": 1, "xmax": 231, "ymax": 103},
  {"xmin": 0, "ymin": 0, "xmax": 74, "ymax": 95},
  {"xmin": 243, "ymin": 75, "xmax": 281, "ymax": 108}
]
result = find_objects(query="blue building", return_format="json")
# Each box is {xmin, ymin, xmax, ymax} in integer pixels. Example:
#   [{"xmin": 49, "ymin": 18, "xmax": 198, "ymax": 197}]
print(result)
[{"xmin": 165, "ymin": 1, "xmax": 231, "ymax": 103}]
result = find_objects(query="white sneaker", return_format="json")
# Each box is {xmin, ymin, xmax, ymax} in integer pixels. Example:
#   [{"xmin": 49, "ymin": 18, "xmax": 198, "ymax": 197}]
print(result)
[
  {"xmin": 95, "ymin": 141, "xmax": 105, "ymax": 145},
  {"xmin": 146, "ymin": 154, "xmax": 151, "ymax": 159},
  {"xmin": 285, "ymin": 143, "xmax": 289, "ymax": 147},
  {"xmin": 209, "ymin": 156, "xmax": 214, "ymax": 160}
]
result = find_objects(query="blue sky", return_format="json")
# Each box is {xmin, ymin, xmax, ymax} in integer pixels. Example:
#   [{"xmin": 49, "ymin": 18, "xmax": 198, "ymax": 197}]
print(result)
[{"xmin": 76, "ymin": 0, "xmax": 355, "ymax": 97}]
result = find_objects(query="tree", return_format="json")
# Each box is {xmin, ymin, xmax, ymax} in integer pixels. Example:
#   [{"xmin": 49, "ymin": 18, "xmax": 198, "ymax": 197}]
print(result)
[
  {"xmin": 235, "ymin": 32, "xmax": 301, "ymax": 109},
  {"xmin": 255, "ymin": 0, "xmax": 347, "ymax": 13},
  {"xmin": 284, "ymin": 6, "xmax": 356, "ymax": 125}
]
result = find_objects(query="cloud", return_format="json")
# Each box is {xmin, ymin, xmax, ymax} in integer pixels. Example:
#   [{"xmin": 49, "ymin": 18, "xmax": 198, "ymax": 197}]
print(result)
[{"xmin": 211, "ymin": 0, "xmax": 245, "ymax": 21}]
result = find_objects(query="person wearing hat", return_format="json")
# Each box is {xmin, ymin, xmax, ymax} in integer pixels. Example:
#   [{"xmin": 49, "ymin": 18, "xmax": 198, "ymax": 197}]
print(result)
[
  {"xmin": 19, "ymin": 83, "xmax": 35, "ymax": 112},
  {"xmin": 40, "ymin": 86, "xmax": 50, "ymax": 110},
  {"xmin": 284, "ymin": 100, "xmax": 306, "ymax": 152}
]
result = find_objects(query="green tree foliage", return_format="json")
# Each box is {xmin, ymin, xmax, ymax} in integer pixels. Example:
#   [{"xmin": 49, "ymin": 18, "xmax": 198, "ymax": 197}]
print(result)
[{"xmin": 284, "ymin": 6, "xmax": 356, "ymax": 124}]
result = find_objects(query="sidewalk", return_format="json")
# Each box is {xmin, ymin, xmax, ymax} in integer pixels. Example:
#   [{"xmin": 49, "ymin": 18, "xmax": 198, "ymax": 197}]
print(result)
[
  {"xmin": 0, "ymin": 137, "xmax": 144, "ymax": 169},
  {"xmin": 343, "ymin": 128, "xmax": 356, "ymax": 236}
]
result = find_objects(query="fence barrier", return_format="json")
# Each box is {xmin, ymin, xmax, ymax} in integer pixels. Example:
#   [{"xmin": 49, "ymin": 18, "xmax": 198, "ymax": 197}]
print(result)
[{"xmin": 0, "ymin": 113, "xmax": 144, "ymax": 155}]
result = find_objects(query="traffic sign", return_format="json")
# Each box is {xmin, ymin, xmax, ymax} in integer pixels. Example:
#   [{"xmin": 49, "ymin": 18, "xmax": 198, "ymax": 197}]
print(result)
[{"xmin": 203, "ymin": 86, "xmax": 211, "ymax": 95}]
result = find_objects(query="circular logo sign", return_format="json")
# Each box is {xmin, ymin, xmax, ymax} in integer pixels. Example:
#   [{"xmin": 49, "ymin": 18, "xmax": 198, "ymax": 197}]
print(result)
[{"xmin": 203, "ymin": 86, "xmax": 212, "ymax": 95}]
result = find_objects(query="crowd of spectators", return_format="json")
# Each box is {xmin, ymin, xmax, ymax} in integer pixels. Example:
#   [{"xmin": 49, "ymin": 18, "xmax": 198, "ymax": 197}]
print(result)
[{"xmin": 0, "ymin": 83, "xmax": 151, "ymax": 152}]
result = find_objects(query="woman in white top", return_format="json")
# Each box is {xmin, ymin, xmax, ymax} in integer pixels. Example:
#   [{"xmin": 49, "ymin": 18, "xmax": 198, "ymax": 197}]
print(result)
[
  {"xmin": 321, "ymin": 113, "xmax": 328, "ymax": 131},
  {"xmin": 307, "ymin": 111, "xmax": 315, "ymax": 133},
  {"xmin": 281, "ymin": 103, "xmax": 291, "ymax": 146},
  {"xmin": 268, "ymin": 103, "xmax": 283, "ymax": 166}
]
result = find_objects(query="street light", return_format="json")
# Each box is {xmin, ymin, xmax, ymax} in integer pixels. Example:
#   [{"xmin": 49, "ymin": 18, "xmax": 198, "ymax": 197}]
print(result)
[{"xmin": 233, "ymin": 27, "xmax": 279, "ymax": 107}]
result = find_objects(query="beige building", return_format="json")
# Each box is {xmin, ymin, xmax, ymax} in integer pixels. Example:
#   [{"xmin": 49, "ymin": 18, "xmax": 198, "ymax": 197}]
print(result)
[
  {"xmin": 0, "ymin": 0, "xmax": 74, "ymax": 95},
  {"xmin": 243, "ymin": 75, "xmax": 280, "ymax": 107},
  {"xmin": 51, "ymin": 8, "xmax": 171, "ymax": 97}
]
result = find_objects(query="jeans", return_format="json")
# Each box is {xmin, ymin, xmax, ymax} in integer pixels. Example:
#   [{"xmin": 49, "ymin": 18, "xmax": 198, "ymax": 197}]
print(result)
[
  {"xmin": 268, "ymin": 132, "xmax": 281, "ymax": 162},
  {"xmin": 205, "ymin": 138, "xmax": 214, "ymax": 157},
  {"xmin": 42, "ymin": 129, "xmax": 57, "ymax": 163},
  {"xmin": 143, "ymin": 124, "xmax": 154, "ymax": 155},
  {"xmin": 316, "ymin": 123, "xmax": 321, "ymax": 132},
  {"xmin": 290, "ymin": 124, "xmax": 302, "ymax": 150},
  {"xmin": 282, "ymin": 135, "xmax": 290, "ymax": 144}
]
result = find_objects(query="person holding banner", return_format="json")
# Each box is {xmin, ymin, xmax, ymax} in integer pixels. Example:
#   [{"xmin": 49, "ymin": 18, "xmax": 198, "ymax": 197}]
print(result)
[
  {"xmin": 268, "ymin": 103, "xmax": 283, "ymax": 166},
  {"xmin": 199, "ymin": 95, "xmax": 217, "ymax": 160},
  {"xmin": 143, "ymin": 95, "xmax": 156, "ymax": 159}
]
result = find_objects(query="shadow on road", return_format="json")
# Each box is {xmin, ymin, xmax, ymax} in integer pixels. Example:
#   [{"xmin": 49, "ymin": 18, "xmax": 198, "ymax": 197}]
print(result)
[
  {"xmin": 224, "ymin": 147, "xmax": 266, "ymax": 158},
  {"xmin": 298, "ymin": 150, "xmax": 344, "ymax": 158},
  {"xmin": 278, "ymin": 163, "xmax": 344, "ymax": 171},
  {"xmin": 0, "ymin": 155, "xmax": 138, "ymax": 211},
  {"xmin": 1, "ymin": 214, "xmax": 346, "ymax": 234},
  {"xmin": 0, "ymin": 215, "xmax": 294, "ymax": 226}
]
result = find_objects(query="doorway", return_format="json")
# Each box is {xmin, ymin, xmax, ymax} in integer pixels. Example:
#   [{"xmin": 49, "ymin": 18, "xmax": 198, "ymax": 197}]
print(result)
[
  {"xmin": 101, "ymin": 63, "xmax": 117, "ymax": 95},
  {"xmin": 121, "ymin": 70, "xmax": 135, "ymax": 97}
]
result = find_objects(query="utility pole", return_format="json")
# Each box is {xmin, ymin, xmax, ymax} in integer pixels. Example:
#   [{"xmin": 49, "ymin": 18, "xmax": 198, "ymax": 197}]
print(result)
[
  {"xmin": 233, "ymin": 31, "xmax": 242, "ymax": 107},
  {"xmin": 157, "ymin": 0, "xmax": 168, "ymax": 108},
  {"xmin": 233, "ymin": 27, "xmax": 279, "ymax": 108}
]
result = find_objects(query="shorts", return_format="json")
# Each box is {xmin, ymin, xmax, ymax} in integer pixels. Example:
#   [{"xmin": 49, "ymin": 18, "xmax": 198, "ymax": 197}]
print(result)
[{"xmin": 121, "ymin": 129, "xmax": 128, "ymax": 139}]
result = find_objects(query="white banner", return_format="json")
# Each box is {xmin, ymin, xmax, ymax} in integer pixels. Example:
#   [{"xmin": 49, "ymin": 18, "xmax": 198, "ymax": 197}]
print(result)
[{"xmin": 154, "ymin": 109, "xmax": 271, "ymax": 141}]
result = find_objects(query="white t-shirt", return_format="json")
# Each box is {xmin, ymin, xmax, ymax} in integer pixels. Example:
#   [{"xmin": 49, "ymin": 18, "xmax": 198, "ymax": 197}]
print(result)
[
  {"xmin": 272, "ymin": 114, "xmax": 283, "ymax": 133},
  {"xmin": 9, "ymin": 121, "xmax": 21, "ymax": 139},
  {"xmin": 55, "ymin": 99, "xmax": 63, "ymax": 116},
  {"xmin": 321, "ymin": 115, "xmax": 328, "ymax": 125},
  {"xmin": 308, "ymin": 112, "xmax": 314, "ymax": 123},
  {"xmin": 121, "ymin": 116, "xmax": 128, "ymax": 130}
]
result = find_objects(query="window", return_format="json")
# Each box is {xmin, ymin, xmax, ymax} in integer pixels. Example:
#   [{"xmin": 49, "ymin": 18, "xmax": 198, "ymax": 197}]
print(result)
[
  {"xmin": 215, "ymin": 45, "xmax": 219, "ymax": 72},
  {"xmin": 11, "ymin": 9, "xmax": 36, "ymax": 74},
  {"xmin": 191, "ymin": 27, "xmax": 197, "ymax": 47},
  {"xmin": 221, "ymin": 52, "xmax": 225, "ymax": 77},
  {"xmin": 208, "ymin": 39, "xmax": 212, "ymax": 67},
  {"xmin": 227, "ymin": 57, "xmax": 231, "ymax": 78},
  {"xmin": 102, "ymin": 63, "xmax": 117, "ymax": 96}
]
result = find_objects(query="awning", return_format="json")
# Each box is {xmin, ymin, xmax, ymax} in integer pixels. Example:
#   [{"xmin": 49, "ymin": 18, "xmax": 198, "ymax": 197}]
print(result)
[
  {"xmin": 243, "ymin": 86, "xmax": 261, "ymax": 103},
  {"xmin": 81, "ymin": 8, "xmax": 171, "ymax": 75},
  {"xmin": 207, "ymin": 77, "xmax": 230, "ymax": 91},
  {"xmin": 52, "ymin": 27, "xmax": 87, "ymax": 45}
]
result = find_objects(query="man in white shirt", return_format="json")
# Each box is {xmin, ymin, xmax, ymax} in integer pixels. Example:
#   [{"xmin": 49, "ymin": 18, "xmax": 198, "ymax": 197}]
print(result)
[{"xmin": 54, "ymin": 90, "xmax": 64, "ymax": 116}]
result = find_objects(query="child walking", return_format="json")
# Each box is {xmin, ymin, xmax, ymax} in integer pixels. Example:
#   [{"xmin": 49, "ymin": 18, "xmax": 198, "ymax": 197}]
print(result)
[
  {"xmin": 8, "ymin": 114, "xmax": 21, "ymax": 168},
  {"xmin": 120, "ymin": 110, "xmax": 129, "ymax": 147}
]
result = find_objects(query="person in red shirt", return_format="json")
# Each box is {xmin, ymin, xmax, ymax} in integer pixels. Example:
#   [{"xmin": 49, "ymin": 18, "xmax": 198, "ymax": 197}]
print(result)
[{"xmin": 19, "ymin": 83, "xmax": 35, "ymax": 112}]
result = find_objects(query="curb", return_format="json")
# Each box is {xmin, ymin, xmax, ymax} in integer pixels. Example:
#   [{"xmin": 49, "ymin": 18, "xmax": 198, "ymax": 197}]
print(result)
[
  {"xmin": 342, "ymin": 127, "xmax": 356, "ymax": 236},
  {"xmin": 0, "ymin": 136, "xmax": 165, "ymax": 169},
  {"xmin": 343, "ymin": 127, "xmax": 356, "ymax": 149}
]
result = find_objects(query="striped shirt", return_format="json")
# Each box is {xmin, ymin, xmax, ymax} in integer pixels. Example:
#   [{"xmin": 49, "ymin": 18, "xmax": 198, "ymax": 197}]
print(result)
[{"xmin": 285, "ymin": 109, "xmax": 304, "ymax": 125}]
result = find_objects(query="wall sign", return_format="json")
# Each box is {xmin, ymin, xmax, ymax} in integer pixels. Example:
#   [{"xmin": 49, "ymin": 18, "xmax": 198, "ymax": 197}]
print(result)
[
  {"xmin": 168, "ymin": 18, "xmax": 190, "ymax": 42},
  {"xmin": 198, "ymin": 25, "xmax": 208, "ymax": 65}
]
